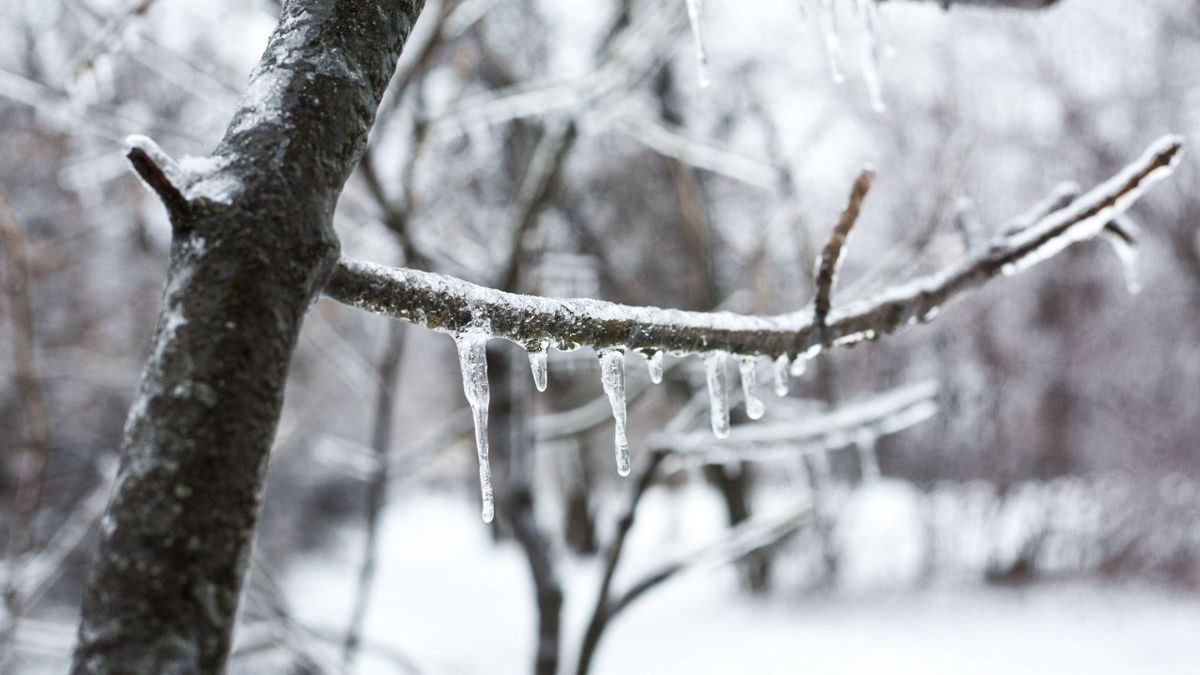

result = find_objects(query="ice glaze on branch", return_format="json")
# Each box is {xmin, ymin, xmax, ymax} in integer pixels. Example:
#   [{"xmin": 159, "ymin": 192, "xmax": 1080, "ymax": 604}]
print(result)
[
  {"xmin": 886, "ymin": 0, "xmax": 1061, "ymax": 8},
  {"xmin": 327, "ymin": 136, "xmax": 1182, "ymax": 362}
]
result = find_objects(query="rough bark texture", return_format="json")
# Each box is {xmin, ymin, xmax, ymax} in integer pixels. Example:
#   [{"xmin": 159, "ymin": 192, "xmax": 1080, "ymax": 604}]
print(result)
[{"xmin": 71, "ymin": 1, "xmax": 425, "ymax": 673}]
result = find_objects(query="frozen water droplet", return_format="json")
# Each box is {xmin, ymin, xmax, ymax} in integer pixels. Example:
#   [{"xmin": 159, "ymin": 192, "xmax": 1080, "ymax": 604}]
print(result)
[
  {"xmin": 455, "ymin": 331, "xmax": 494, "ymax": 522},
  {"xmin": 773, "ymin": 355, "xmax": 790, "ymax": 397},
  {"xmin": 645, "ymin": 350, "xmax": 664, "ymax": 384},
  {"xmin": 529, "ymin": 350, "xmax": 548, "ymax": 392},
  {"xmin": 684, "ymin": 0, "xmax": 711, "ymax": 87},
  {"xmin": 600, "ymin": 350, "xmax": 631, "ymax": 476},
  {"xmin": 704, "ymin": 351, "xmax": 730, "ymax": 439},
  {"xmin": 738, "ymin": 356, "xmax": 765, "ymax": 420},
  {"xmin": 1102, "ymin": 227, "xmax": 1142, "ymax": 295}
]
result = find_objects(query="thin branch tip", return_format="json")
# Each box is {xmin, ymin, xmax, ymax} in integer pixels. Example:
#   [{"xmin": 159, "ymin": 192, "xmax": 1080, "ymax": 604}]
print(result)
[
  {"xmin": 123, "ymin": 134, "xmax": 189, "ymax": 219},
  {"xmin": 814, "ymin": 168, "xmax": 875, "ymax": 331}
]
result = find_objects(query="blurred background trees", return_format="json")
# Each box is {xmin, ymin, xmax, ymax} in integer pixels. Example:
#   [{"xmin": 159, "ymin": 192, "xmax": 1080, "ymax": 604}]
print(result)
[{"xmin": 1, "ymin": 0, "xmax": 1198, "ymax": 673}]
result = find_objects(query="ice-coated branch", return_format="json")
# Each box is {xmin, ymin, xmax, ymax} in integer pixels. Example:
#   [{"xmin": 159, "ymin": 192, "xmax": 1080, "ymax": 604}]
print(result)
[
  {"xmin": 426, "ymin": 2, "xmax": 686, "ymax": 139},
  {"xmin": 609, "ymin": 501, "xmax": 812, "ymax": 617},
  {"xmin": 327, "ymin": 136, "xmax": 1183, "ymax": 363},
  {"xmin": 886, "ymin": 0, "xmax": 1062, "ymax": 9},
  {"xmin": 650, "ymin": 380, "xmax": 938, "ymax": 465},
  {"xmin": 610, "ymin": 110, "xmax": 785, "ymax": 190}
]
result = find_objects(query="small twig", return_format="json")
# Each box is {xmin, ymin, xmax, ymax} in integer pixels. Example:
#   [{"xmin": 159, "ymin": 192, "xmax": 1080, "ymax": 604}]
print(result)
[
  {"xmin": 607, "ymin": 501, "xmax": 812, "ymax": 618},
  {"xmin": 341, "ymin": 322, "xmax": 406, "ymax": 670},
  {"xmin": 953, "ymin": 196, "xmax": 984, "ymax": 252},
  {"xmin": 498, "ymin": 121, "xmax": 577, "ymax": 293},
  {"xmin": 123, "ymin": 135, "xmax": 189, "ymax": 222},
  {"xmin": 575, "ymin": 450, "xmax": 667, "ymax": 675},
  {"xmin": 814, "ymin": 167, "xmax": 874, "ymax": 337}
]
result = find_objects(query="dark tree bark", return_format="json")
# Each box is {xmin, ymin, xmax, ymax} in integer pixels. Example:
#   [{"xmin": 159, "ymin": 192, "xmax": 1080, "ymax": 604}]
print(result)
[{"xmin": 70, "ymin": 1, "xmax": 426, "ymax": 673}]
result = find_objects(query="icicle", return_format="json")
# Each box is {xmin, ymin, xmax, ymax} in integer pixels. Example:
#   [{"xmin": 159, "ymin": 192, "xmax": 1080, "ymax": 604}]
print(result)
[
  {"xmin": 789, "ymin": 352, "xmax": 811, "ymax": 377},
  {"xmin": 856, "ymin": 0, "xmax": 886, "ymax": 112},
  {"xmin": 600, "ymin": 350, "xmax": 632, "ymax": 476},
  {"xmin": 790, "ymin": 344, "xmax": 821, "ymax": 377},
  {"xmin": 867, "ymin": 0, "xmax": 896, "ymax": 59},
  {"xmin": 737, "ymin": 356, "xmax": 765, "ymax": 420},
  {"xmin": 856, "ymin": 430, "xmax": 880, "ymax": 481},
  {"xmin": 704, "ymin": 351, "xmax": 730, "ymax": 439},
  {"xmin": 684, "ymin": 0, "xmax": 711, "ymax": 87},
  {"xmin": 819, "ymin": 0, "xmax": 845, "ymax": 84},
  {"xmin": 529, "ymin": 349, "xmax": 548, "ymax": 392},
  {"xmin": 1101, "ymin": 228, "xmax": 1142, "ymax": 295},
  {"xmin": 455, "ymin": 331, "xmax": 494, "ymax": 522},
  {"xmin": 645, "ymin": 350, "xmax": 664, "ymax": 384},
  {"xmin": 773, "ymin": 355, "xmax": 790, "ymax": 397}
]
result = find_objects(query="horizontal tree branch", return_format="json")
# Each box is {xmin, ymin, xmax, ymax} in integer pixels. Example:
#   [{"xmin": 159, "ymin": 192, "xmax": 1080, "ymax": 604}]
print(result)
[
  {"xmin": 650, "ymin": 380, "xmax": 938, "ymax": 463},
  {"xmin": 326, "ymin": 136, "xmax": 1182, "ymax": 362},
  {"xmin": 887, "ymin": 0, "xmax": 1062, "ymax": 8}
]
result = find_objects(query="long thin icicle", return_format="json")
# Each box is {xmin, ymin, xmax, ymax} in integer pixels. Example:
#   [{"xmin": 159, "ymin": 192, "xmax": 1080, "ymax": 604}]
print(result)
[
  {"xmin": 738, "ymin": 356, "xmax": 766, "ymax": 420},
  {"xmin": 645, "ymin": 350, "xmax": 664, "ymax": 384},
  {"xmin": 773, "ymin": 354, "xmax": 790, "ymax": 397},
  {"xmin": 684, "ymin": 0, "xmax": 711, "ymax": 87},
  {"xmin": 600, "ymin": 349, "xmax": 632, "ymax": 476},
  {"xmin": 705, "ymin": 351, "xmax": 730, "ymax": 439},
  {"xmin": 1101, "ymin": 223, "xmax": 1142, "ymax": 295},
  {"xmin": 819, "ymin": 0, "xmax": 845, "ymax": 84},
  {"xmin": 456, "ymin": 331, "xmax": 494, "ymax": 522},
  {"xmin": 529, "ymin": 349, "xmax": 548, "ymax": 392},
  {"xmin": 856, "ymin": 0, "xmax": 886, "ymax": 112}
]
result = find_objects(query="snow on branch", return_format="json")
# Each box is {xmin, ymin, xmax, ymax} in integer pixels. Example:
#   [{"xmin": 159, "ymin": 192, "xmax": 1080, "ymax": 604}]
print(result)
[{"xmin": 326, "ymin": 136, "xmax": 1183, "ymax": 362}]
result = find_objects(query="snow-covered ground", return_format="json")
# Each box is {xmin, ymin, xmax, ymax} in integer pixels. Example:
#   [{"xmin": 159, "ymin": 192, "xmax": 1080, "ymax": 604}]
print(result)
[{"xmin": 278, "ymin": 489, "xmax": 1200, "ymax": 675}]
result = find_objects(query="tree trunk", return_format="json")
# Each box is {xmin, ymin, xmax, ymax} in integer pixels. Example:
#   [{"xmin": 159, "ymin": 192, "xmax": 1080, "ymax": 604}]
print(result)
[{"xmin": 71, "ymin": 2, "xmax": 426, "ymax": 673}]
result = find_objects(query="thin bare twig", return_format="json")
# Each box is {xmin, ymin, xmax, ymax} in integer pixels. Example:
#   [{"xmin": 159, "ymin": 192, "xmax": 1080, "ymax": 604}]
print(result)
[{"xmin": 814, "ymin": 168, "xmax": 874, "ymax": 336}]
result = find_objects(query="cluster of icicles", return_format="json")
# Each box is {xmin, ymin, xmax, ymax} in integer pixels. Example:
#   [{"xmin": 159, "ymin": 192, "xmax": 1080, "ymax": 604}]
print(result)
[
  {"xmin": 455, "ymin": 330, "xmax": 820, "ymax": 522},
  {"xmin": 684, "ymin": 0, "xmax": 889, "ymax": 112}
]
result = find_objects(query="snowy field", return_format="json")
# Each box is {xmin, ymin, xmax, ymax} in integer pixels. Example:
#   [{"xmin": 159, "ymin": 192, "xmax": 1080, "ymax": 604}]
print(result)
[{"xmin": 276, "ymin": 490, "xmax": 1200, "ymax": 675}]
